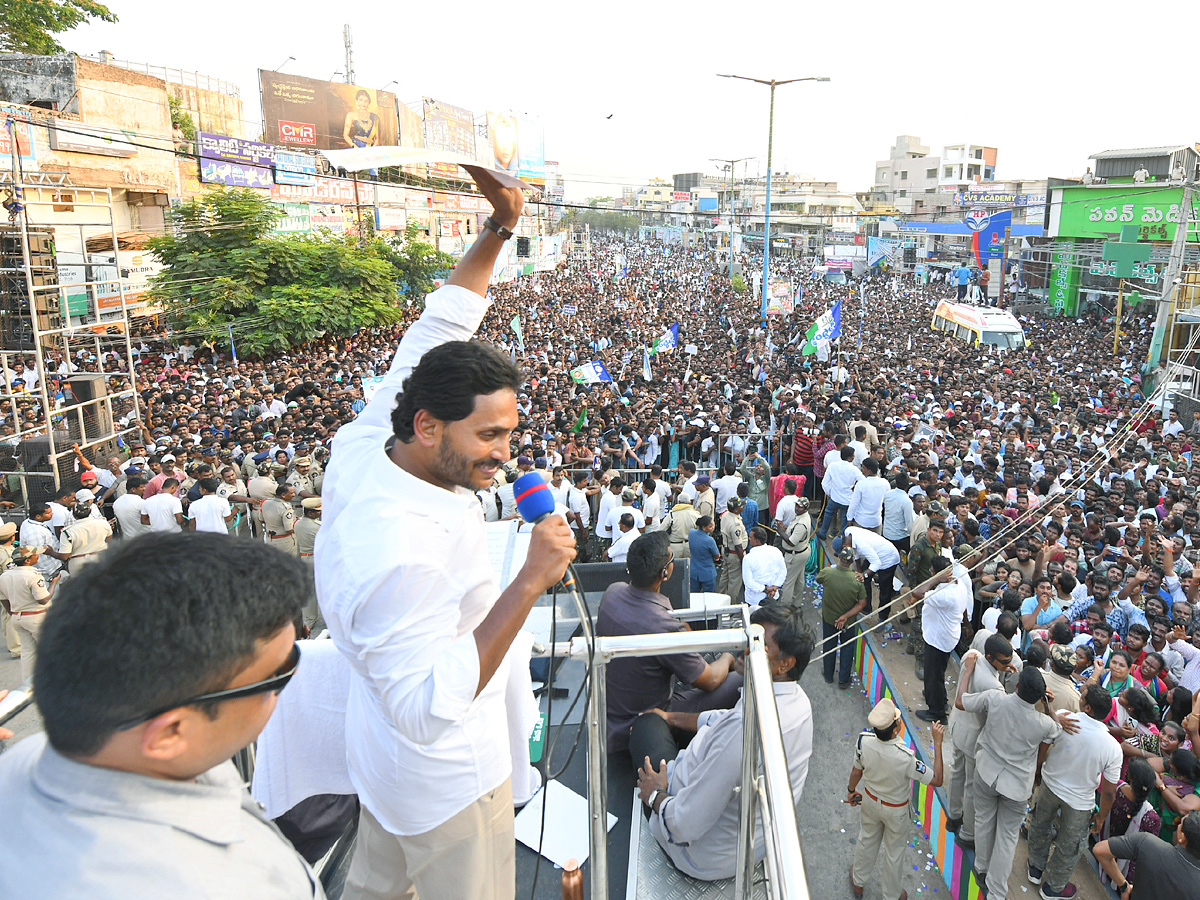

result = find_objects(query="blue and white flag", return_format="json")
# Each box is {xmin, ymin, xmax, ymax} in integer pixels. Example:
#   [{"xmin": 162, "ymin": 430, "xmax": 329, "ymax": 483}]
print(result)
[
  {"xmin": 651, "ymin": 322, "xmax": 680, "ymax": 355},
  {"xmin": 227, "ymin": 323, "xmax": 238, "ymax": 366},
  {"xmin": 570, "ymin": 361, "xmax": 612, "ymax": 385},
  {"xmin": 642, "ymin": 344, "xmax": 652, "ymax": 382}
]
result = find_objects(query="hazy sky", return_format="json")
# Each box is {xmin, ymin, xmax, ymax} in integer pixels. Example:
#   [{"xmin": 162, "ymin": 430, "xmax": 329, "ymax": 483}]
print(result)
[{"xmin": 64, "ymin": 0, "xmax": 1199, "ymax": 202}]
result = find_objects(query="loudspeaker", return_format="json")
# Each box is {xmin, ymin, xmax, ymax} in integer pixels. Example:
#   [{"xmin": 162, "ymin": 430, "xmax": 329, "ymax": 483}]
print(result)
[
  {"xmin": 517, "ymin": 236, "xmax": 531, "ymax": 257},
  {"xmin": 65, "ymin": 373, "xmax": 113, "ymax": 443},
  {"xmin": 903, "ymin": 247, "xmax": 917, "ymax": 265},
  {"xmin": 16, "ymin": 435, "xmax": 73, "ymax": 506}
]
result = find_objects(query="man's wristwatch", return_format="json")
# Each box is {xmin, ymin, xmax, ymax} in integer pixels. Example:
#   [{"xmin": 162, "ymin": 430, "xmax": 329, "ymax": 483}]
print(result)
[
  {"xmin": 482, "ymin": 216, "xmax": 514, "ymax": 241},
  {"xmin": 1117, "ymin": 881, "xmax": 1130, "ymax": 895},
  {"xmin": 647, "ymin": 789, "xmax": 663, "ymax": 810}
]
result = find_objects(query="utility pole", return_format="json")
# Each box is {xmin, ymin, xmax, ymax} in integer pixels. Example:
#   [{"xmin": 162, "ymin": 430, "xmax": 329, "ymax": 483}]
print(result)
[
  {"xmin": 343, "ymin": 24, "xmax": 355, "ymax": 84},
  {"xmin": 710, "ymin": 155, "xmax": 753, "ymax": 287},
  {"xmin": 718, "ymin": 74, "xmax": 829, "ymax": 318},
  {"xmin": 1148, "ymin": 177, "xmax": 1195, "ymax": 369}
]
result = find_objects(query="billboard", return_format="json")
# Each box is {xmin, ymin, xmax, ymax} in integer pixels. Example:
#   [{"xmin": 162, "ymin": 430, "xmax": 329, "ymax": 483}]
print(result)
[
  {"xmin": 0, "ymin": 110, "xmax": 37, "ymax": 171},
  {"xmin": 198, "ymin": 133, "xmax": 275, "ymax": 167},
  {"xmin": 396, "ymin": 101, "xmax": 426, "ymax": 176},
  {"xmin": 517, "ymin": 116, "xmax": 544, "ymax": 184},
  {"xmin": 260, "ymin": 71, "xmax": 399, "ymax": 151},
  {"xmin": 487, "ymin": 111, "xmax": 520, "ymax": 174},
  {"xmin": 1052, "ymin": 185, "xmax": 1200, "ymax": 242},
  {"xmin": 423, "ymin": 99, "xmax": 476, "ymax": 178}
]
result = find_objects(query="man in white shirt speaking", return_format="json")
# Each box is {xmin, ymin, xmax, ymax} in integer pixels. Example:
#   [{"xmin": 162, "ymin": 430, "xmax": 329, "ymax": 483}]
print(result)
[{"xmin": 316, "ymin": 170, "xmax": 576, "ymax": 900}]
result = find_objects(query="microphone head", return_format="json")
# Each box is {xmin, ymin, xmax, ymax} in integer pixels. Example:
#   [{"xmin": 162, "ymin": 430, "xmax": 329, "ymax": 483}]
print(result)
[{"xmin": 514, "ymin": 471, "xmax": 555, "ymax": 523}]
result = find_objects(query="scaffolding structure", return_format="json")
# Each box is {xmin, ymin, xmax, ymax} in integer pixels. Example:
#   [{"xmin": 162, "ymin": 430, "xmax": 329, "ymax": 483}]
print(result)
[{"xmin": 0, "ymin": 178, "xmax": 140, "ymax": 508}]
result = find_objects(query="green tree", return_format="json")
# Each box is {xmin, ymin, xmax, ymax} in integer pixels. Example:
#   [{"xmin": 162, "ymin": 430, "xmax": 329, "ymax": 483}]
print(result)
[
  {"xmin": 373, "ymin": 223, "xmax": 455, "ymax": 303},
  {"xmin": 0, "ymin": 0, "xmax": 118, "ymax": 54},
  {"xmin": 146, "ymin": 189, "xmax": 404, "ymax": 357}
]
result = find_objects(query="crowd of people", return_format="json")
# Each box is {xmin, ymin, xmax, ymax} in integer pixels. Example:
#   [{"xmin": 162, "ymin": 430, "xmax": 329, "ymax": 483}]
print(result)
[{"xmin": 3, "ymin": 210, "xmax": 1200, "ymax": 900}]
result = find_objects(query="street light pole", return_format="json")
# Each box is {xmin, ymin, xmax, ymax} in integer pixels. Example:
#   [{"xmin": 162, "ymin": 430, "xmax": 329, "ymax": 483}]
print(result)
[
  {"xmin": 718, "ymin": 74, "xmax": 830, "ymax": 318},
  {"xmin": 711, "ymin": 155, "xmax": 753, "ymax": 287}
]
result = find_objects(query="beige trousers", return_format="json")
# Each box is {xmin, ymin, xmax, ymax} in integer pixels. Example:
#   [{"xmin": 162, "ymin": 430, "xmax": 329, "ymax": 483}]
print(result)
[
  {"xmin": 343, "ymin": 779, "xmax": 515, "ymax": 900},
  {"xmin": 13, "ymin": 613, "xmax": 43, "ymax": 682},
  {"xmin": 1, "ymin": 606, "xmax": 21, "ymax": 656}
]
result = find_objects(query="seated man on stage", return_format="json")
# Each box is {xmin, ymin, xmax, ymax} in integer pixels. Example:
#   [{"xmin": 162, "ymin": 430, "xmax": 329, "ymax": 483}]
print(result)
[
  {"xmin": 597, "ymin": 531, "xmax": 742, "ymax": 761},
  {"xmin": 634, "ymin": 603, "xmax": 815, "ymax": 880}
]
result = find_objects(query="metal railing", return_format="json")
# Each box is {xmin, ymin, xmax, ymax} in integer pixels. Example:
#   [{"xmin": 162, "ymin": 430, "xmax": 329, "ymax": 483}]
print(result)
[
  {"xmin": 81, "ymin": 54, "xmax": 241, "ymax": 98},
  {"xmin": 537, "ymin": 604, "xmax": 809, "ymax": 900}
]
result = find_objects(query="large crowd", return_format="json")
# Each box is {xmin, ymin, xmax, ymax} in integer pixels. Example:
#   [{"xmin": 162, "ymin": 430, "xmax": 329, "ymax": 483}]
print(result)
[{"xmin": 2, "ymin": 231, "xmax": 1200, "ymax": 900}]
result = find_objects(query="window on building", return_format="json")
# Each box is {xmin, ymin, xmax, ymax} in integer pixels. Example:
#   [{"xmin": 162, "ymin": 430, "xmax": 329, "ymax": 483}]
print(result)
[
  {"xmin": 900, "ymin": 170, "xmax": 908, "ymax": 180},
  {"xmin": 926, "ymin": 168, "xmax": 937, "ymax": 179},
  {"xmin": 974, "ymin": 149, "xmax": 983, "ymax": 159},
  {"xmin": 925, "ymin": 188, "xmax": 934, "ymax": 193},
  {"xmin": 943, "ymin": 166, "xmax": 954, "ymax": 178},
  {"xmin": 968, "ymin": 165, "xmax": 979, "ymax": 178},
  {"xmin": 936, "ymin": 206, "xmax": 948, "ymax": 215},
  {"xmin": 898, "ymin": 190, "xmax": 907, "ymax": 198}
]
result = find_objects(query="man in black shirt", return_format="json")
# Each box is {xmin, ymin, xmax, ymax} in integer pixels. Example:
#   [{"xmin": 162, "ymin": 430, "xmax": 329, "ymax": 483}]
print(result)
[{"xmin": 1094, "ymin": 810, "xmax": 1200, "ymax": 900}]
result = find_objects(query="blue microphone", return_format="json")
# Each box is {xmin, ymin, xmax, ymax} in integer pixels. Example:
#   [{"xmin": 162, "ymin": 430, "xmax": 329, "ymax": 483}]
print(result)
[
  {"xmin": 513, "ymin": 471, "xmax": 577, "ymax": 591},
  {"xmin": 513, "ymin": 471, "xmax": 557, "ymax": 524}
]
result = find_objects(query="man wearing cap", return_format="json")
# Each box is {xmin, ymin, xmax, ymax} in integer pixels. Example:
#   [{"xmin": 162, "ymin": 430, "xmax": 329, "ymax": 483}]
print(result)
[
  {"xmin": 666, "ymin": 494, "xmax": 699, "ymax": 560},
  {"xmin": 958, "ymin": 666, "xmax": 1071, "ymax": 900},
  {"xmin": 285, "ymin": 456, "xmax": 319, "ymax": 508},
  {"xmin": 779, "ymin": 496, "xmax": 813, "ymax": 610},
  {"xmin": 216, "ymin": 467, "xmax": 252, "ymax": 537},
  {"xmin": 818, "ymin": 546, "xmax": 867, "ymax": 686},
  {"xmin": 0, "ymin": 546, "xmax": 60, "ymax": 681},
  {"xmin": 946, "ymin": 638, "xmax": 1015, "ymax": 849},
  {"xmin": 0, "ymin": 522, "xmax": 20, "ymax": 657},
  {"xmin": 717, "ymin": 497, "xmax": 748, "ymax": 602},
  {"xmin": 847, "ymin": 700, "xmax": 944, "ymax": 900},
  {"xmin": 262, "ymin": 485, "xmax": 298, "ymax": 556},
  {"xmin": 60, "ymin": 503, "xmax": 112, "ymax": 574},
  {"xmin": 742, "ymin": 526, "xmax": 787, "ymax": 607},
  {"xmin": 246, "ymin": 463, "xmax": 279, "ymax": 539},
  {"xmin": 693, "ymin": 475, "xmax": 716, "ymax": 521},
  {"xmin": 295, "ymin": 497, "xmax": 322, "ymax": 628},
  {"xmin": 143, "ymin": 454, "xmax": 184, "ymax": 500}
]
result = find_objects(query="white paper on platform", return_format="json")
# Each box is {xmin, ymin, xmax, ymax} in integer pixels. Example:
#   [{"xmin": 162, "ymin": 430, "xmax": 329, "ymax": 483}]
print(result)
[
  {"xmin": 513, "ymin": 778, "xmax": 617, "ymax": 867},
  {"xmin": 485, "ymin": 520, "xmax": 532, "ymax": 590}
]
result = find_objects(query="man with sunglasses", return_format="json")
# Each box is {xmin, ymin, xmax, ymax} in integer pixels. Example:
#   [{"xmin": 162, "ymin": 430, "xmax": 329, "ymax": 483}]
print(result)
[{"xmin": 0, "ymin": 531, "xmax": 319, "ymax": 898}]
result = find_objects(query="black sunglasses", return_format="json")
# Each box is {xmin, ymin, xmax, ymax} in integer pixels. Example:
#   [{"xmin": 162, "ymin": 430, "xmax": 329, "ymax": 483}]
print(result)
[{"xmin": 117, "ymin": 642, "xmax": 301, "ymax": 731}]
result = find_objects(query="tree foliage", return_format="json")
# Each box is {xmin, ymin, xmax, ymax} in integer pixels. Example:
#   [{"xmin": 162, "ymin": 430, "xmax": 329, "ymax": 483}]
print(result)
[
  {"xmin": 0, "ymin": 0, "xmax": 118, "ymax": 54},
  {"xmin": 373, "ymin": 223, "xmax": 455, "ymax": 303},
  {"xmin": 554, "ymin": 204, "xmax": 641, "ymax": 236},
  {"xmin": 147, "ymin": 189, "xmax": 410, "ymax": 358}
]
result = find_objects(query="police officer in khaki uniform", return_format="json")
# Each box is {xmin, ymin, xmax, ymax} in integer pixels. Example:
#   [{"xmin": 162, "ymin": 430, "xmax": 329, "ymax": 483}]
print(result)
[
  {"xmin": 295, "ymin": 497, "xmax": 321, "ymax": 565},
  {"xmin": 666, "ymin": 498, "xmax": 699, "ymax": 560},
  {"xmin": 717, "ymin": 498, "xmax": 747, "ymax": 601},
  {"xmin": 780, "ymin": 497, "xmax": 813, "ymax": 609},
  {"xmin": 0, "ymin": 545, "xmax": 59, "ymax": 681},
  {"xmin": 848, "ymin": 699, "xmax": 945, "ymax": 900},
  {"xmin": 285, "ymin": 456, "xmax": 318, "ymax": 509},
  {"xmin": 261, "ymin": 484, "xmax": 298, "ymax": 556},
  {"xmin": 295, "ymin": 497, "xmax": 322, "ymax": 629},
  {"xmin": 0, "ymin": 522, "xmax": 20, "ymax": 657},
  {"xmin": 59, "ymin": 503, "xmax": 112, "ymax": 575},
  {"xmin": 247, "ymin": 462, "xmax": 279, "ymax": 539}
]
